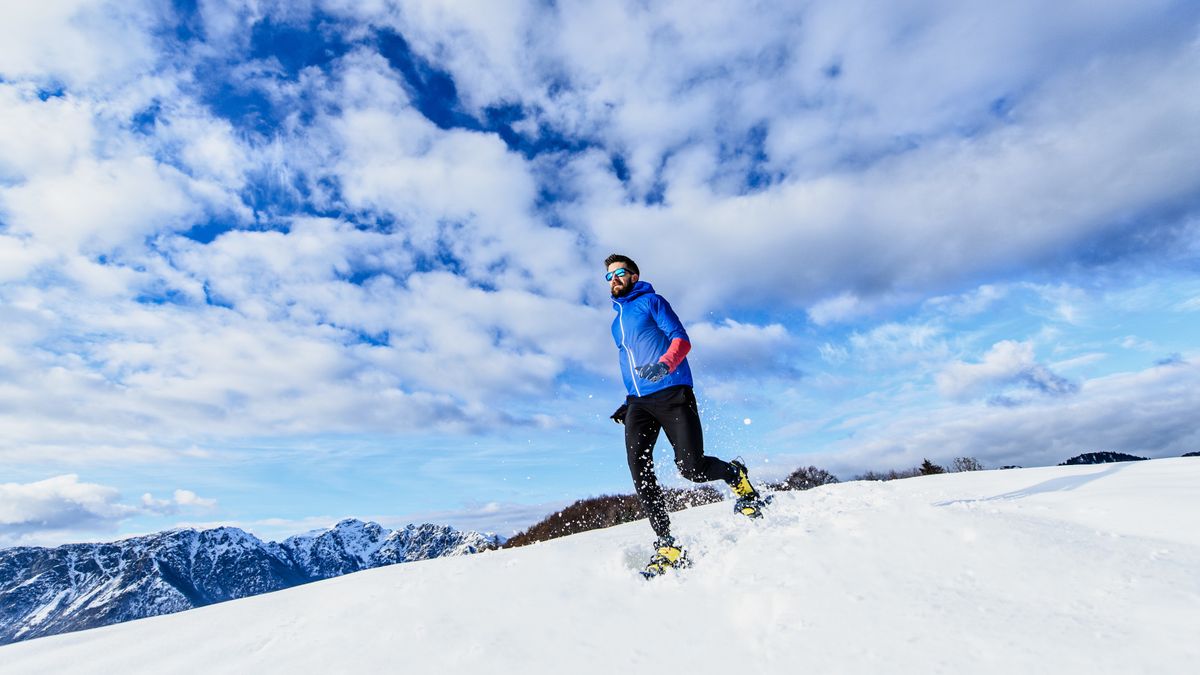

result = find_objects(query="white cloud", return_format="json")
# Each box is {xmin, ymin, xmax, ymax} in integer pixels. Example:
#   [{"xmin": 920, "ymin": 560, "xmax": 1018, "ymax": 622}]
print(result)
[
  {"xmin": 0, "ymin": 474, "xmax": 215, "ymax": 546},
  {"xmin": 685, "ymin": 319, "xmax": 798, "ymax": 379},
  {"xmin": 847, "ymin": 322, "xmax": 948, "ymax": 370},
  {"xmin": 1, "ymin": 156, "xmax": 202, "ymax": 256},
  {"xmin": 0, "ymin": 0, "xmax": 158, "ymax": 89},
  {"xmin": 574, "ymin": 39, "xmax": 1200, "ymax": 318},
  {"xmin": 818, "ymin": 342, "xmax": 849, "ymax": 365},
  {"xmin": 808, "ymin": 293, "xmax": 867, "ymax": 326},
  {"xmin": 0, "ymin": 233, "xmax": 613, "ymax": 460},
  {"xmin": 0, "ymin": 84, "xmax": 97, "ymax": 182},
  {"xmin": 1, "ymin": 0, "xmax": 1196, "ymax": 486},
  {"xmin": 0, "ymin": 235, "xmax": 56, "ymax": 283},
  {"xmin": 369, "ymin": 0, "xmax": 1198, "ymax": 209},
  {"xmin": 163, "ymin": 113, "xmax": 252, "ymax": 188},
  {"xmin": 328, "ymin": 93, "xmax": 584, "ymax": 299},
  {"xmin": 937, "ymin": 340, "xmax": 1076, "ymax": 401},
  {"xmin": 924, "ymin": 285, "xmax": 1009, "ymax": 319},
  {"xmin": 171, "ymin": 489, "xmax": 217, "ymax": 508},
  {"xmin": 140, "ymin": 488, "xmax": 218, "ymax": 513},
  {"xmin": 0, "ymin": 474, "xmax": 132, "ymax": 532},
  {"xmin": 807, "ymin": 360, "xmax": 1200, "ymax": 475}
]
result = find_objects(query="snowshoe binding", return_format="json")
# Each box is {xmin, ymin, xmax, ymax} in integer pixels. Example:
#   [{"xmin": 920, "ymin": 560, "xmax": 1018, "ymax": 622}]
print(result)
[
  {"xmin": 729, "ymin": 459, "xmax": 768, "ymax": 519},
  {"xmin": 641, "ymin": 535, "xmax": 691, "ymax": 579}
]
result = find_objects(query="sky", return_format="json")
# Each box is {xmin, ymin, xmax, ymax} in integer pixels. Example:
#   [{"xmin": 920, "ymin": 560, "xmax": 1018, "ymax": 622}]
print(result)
[{"xmin": 1, "ymin": 0, "xmax": 1199, "ymax": 547}]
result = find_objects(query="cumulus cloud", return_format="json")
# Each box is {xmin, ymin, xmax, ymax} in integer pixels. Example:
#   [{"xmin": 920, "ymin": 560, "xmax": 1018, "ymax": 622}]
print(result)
[
  {"xmin": 580, "ymin": 42, "xmax": 1200, "ymax": 317},
  {"xmin": 803, "ymin": 360, "xmax": 1200, "ymax": 475},
  {"xmin": 345, "ymin": 0, "xmax": 1200, "ymax": 317},
  {"xmin": 1, "ymin": 157, "xmax": 200, "ymax": 254},
  {"xmin": 0, "ymin": 0, "xmax": 159, "ymax": 89},
  {"xmin": 141, "ymin": 489, "xmax": 218, "ymax": 514},
  {"xmin": 0, "ymin": 84, "xmax": 96, "ymax": 182},
  {"xmin": 0, "ymin": 475, "xmax": 216, "ymax": 546},
  {"xmin": 0, "ymin": 235, "xmax": 611, "ymax": 461},
  {"xmin": 0, "ymin": 0, "xmax": 1196, "ymax": 478},
  {"xmin": 937, "ymin": 340, "xmax": 1077, "ymax": 402},
  {"xmin": 0, "ymin": 475, "xmax": 132, "ymax": 534},
  {"xmin": 685, "ymin": 319, "xmax": 799, "ymax": 379}
]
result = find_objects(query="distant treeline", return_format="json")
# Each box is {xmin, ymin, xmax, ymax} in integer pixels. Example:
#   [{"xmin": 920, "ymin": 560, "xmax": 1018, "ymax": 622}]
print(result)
[
  {"xmin": 1059, "ymin": 451, "xmax": 1147, "ymax": 465},
  {"xmin": 503, "ymin": 486, "xmax": 724, "ymax": 548},
  {"xmin": 503, "ymin": 463, "xmax": 847, "ymax": 548}
]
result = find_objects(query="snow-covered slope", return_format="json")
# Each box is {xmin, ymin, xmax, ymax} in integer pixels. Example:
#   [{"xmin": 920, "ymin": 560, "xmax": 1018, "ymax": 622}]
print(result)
[{"xmin": 3, "ymin": 459, "xmax": 1198, "ymax": 674}]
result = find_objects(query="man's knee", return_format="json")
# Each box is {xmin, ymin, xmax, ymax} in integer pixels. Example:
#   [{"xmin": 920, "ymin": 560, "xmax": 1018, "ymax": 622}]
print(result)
[{"xmin": 676, "ymin": 457, "xmax": 705, "ymax": 482}]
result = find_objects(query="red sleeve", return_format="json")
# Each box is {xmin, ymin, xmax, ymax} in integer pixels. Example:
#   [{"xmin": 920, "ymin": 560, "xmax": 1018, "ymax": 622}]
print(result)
[{"xmin": 659, "ymin": 338, "xmax": 691, "ymax": 372}]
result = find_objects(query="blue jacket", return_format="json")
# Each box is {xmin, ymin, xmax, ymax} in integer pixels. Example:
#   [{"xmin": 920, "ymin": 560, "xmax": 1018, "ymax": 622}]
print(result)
[{"xmin": 611, "ymin": 281, "xmax": 694, "ymax": 397}]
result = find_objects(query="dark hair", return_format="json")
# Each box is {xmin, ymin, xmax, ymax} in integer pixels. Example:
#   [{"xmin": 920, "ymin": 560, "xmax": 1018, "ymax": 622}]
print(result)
[{"xmin": 604, "ymin": 254, "xmax": 639, "ymax": 275}]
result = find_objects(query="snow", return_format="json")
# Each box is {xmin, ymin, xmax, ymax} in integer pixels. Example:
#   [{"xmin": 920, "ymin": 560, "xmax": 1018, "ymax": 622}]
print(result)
[
  {"xmin": 2, "ymin": 459, "xmax": 1198, "ymax": 673},
  {"xmin": 20, "ymin": 589, "xmax": 66, "ymax": 630}
]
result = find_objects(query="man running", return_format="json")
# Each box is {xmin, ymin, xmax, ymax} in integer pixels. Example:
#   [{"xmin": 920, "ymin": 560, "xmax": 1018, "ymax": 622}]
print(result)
[{"xmin": 604, "ymin": 253, "xmax": 765, "ymax": 577}]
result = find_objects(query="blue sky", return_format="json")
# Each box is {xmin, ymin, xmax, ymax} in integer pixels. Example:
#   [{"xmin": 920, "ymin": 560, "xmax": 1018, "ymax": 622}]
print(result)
[{"xmin": 2, "ymin": 0, "xmax": 1199, "ymax": 546}]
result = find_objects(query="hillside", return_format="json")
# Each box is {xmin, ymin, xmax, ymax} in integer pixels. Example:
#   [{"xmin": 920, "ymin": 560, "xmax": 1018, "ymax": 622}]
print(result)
[{"xmin": 2, "ymin": 459, "xmax": 1198, "ymax": 674}]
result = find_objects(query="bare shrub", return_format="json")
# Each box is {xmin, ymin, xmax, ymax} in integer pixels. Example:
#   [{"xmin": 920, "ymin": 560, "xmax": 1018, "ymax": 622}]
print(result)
[
  {"xmin": 951, "ymin": 457, "xmax": 984, "ymax": 472},
  {"xmin": 773, "ymin": 465, "xmax": 840, "ymax": 491}
]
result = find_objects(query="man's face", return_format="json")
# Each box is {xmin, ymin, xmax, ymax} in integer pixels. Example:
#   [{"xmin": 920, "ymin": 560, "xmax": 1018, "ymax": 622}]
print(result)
[{"xmin": 607, "ymin": 261, "xmax": 638, "ymax": 298}]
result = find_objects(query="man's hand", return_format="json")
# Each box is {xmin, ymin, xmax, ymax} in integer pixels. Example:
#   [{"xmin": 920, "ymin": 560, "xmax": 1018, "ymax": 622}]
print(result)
[
  {"xmin": 636, "ymin": 362, "xmax": 670, "ymax": 383},
  {"xmin": 610, "ymin": 403, "xmax": 628, "ymax": 425}
]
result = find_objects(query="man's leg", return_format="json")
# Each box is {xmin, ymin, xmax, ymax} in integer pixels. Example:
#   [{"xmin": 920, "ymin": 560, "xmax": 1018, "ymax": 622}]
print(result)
[
  {"xmin": 624, "ymin": 403, "xmax": 672, "ymax": 538},
  {"xmin": 658, "ymin": 387, "xmax": 738, "ymax": 484}
]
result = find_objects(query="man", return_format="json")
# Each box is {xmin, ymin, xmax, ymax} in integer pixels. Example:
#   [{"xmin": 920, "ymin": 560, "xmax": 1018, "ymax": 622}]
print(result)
[{"xmin": 604, "ymin": 253, "xmax": 765, "ymax": 578}]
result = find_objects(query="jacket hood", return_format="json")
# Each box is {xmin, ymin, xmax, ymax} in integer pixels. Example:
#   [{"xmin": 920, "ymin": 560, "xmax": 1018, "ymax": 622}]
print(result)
[{"xmin": 612, "ymin": 281, "xmax": 655, "ymax": 307}]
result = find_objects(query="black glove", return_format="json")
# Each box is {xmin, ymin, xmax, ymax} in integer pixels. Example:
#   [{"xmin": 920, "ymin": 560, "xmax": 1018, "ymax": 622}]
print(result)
[
  {"xmin": 636, "ymin": 362, "xmax": 670, "ymax": 383},
  {"xmin": 610, "ymin": 403, "xmax": 628, "ymax": 425}
]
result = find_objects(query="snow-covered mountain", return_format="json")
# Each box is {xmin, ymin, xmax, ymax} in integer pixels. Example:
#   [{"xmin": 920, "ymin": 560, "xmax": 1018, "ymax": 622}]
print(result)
[
  {"xmin": 0, "ymin": 519, "xmax": 497, "ymax": 644},
  {"xmin": 2, "ymin": 459, "xmax": 1198, "ymax": 673}
]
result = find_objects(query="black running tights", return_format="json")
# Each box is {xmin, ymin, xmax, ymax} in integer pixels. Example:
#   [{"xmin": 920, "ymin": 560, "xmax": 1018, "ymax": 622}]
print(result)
[{"xmin": 624, "ymin": 385, "xmax": 737, "ymax": 538}]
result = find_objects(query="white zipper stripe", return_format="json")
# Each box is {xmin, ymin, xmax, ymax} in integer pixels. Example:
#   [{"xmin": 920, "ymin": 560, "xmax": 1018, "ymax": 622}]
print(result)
[{"xmin": 616, "ymin": 301, "xmax": 641, "ymax": 396}]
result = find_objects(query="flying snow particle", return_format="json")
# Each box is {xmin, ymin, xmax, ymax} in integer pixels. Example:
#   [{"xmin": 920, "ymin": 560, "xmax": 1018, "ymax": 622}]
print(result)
[{"xmin": 743, "ymin": 418, "xmax": 752, "ymax": 425}]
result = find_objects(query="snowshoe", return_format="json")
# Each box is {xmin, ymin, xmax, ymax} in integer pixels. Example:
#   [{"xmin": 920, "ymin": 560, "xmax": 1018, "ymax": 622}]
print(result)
[
  {"xmin": 729, "ymin": 459, "xmax": 767, "ymax": 518},
  {"xmin": 641, "ymin": 536, "xmax": 692, "ymax": 579},
  {"xmin": 734, "ymin": 494, "xmax": 772, "ymax": 519}
]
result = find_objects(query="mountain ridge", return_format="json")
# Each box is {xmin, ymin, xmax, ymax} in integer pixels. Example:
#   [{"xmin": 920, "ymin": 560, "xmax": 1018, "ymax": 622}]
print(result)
[{"xmin": 0, "ymin": 518, "xmax": 497, "ymax": 644}]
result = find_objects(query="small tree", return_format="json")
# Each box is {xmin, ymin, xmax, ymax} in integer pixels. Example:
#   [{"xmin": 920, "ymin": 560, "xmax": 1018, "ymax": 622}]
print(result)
[
  {"xmin": 951, "ymin": 457, "xmax": 984, "ymax": 472},
  {"xmin": 781, "ymin": 465, "xmax": 840, "ymax": 491},
  {"xmin": 918, "ymin": 459, "xmax": 946, "ymax": 475}
]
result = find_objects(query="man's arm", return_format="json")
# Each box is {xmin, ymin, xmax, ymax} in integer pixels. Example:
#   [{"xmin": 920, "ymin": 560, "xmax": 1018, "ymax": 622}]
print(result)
[
  {"xmin": 651, "ymin": 295, "xmax": 690, "ymax": 373},
  {"xmin": 658, "ymin": 338, "xmax": 690, "ymax": 372}
]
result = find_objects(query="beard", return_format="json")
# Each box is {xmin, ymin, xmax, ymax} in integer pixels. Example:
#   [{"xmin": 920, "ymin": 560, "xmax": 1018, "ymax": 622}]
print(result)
[{"xmin": 611, "ymin": 281, "xmax": 632, "ymax": 298}]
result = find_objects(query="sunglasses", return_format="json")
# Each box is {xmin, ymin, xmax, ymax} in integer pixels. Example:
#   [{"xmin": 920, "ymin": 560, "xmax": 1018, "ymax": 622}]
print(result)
[{"xmin": 605, "ymin": 268, "xmax": 630, "ymax": 282}]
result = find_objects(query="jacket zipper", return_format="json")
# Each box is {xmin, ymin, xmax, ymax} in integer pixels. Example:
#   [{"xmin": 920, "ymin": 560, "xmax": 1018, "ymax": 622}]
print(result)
[{"xmin": 616, "ymin": 301, "xmax": 642, "ymax": 396}]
